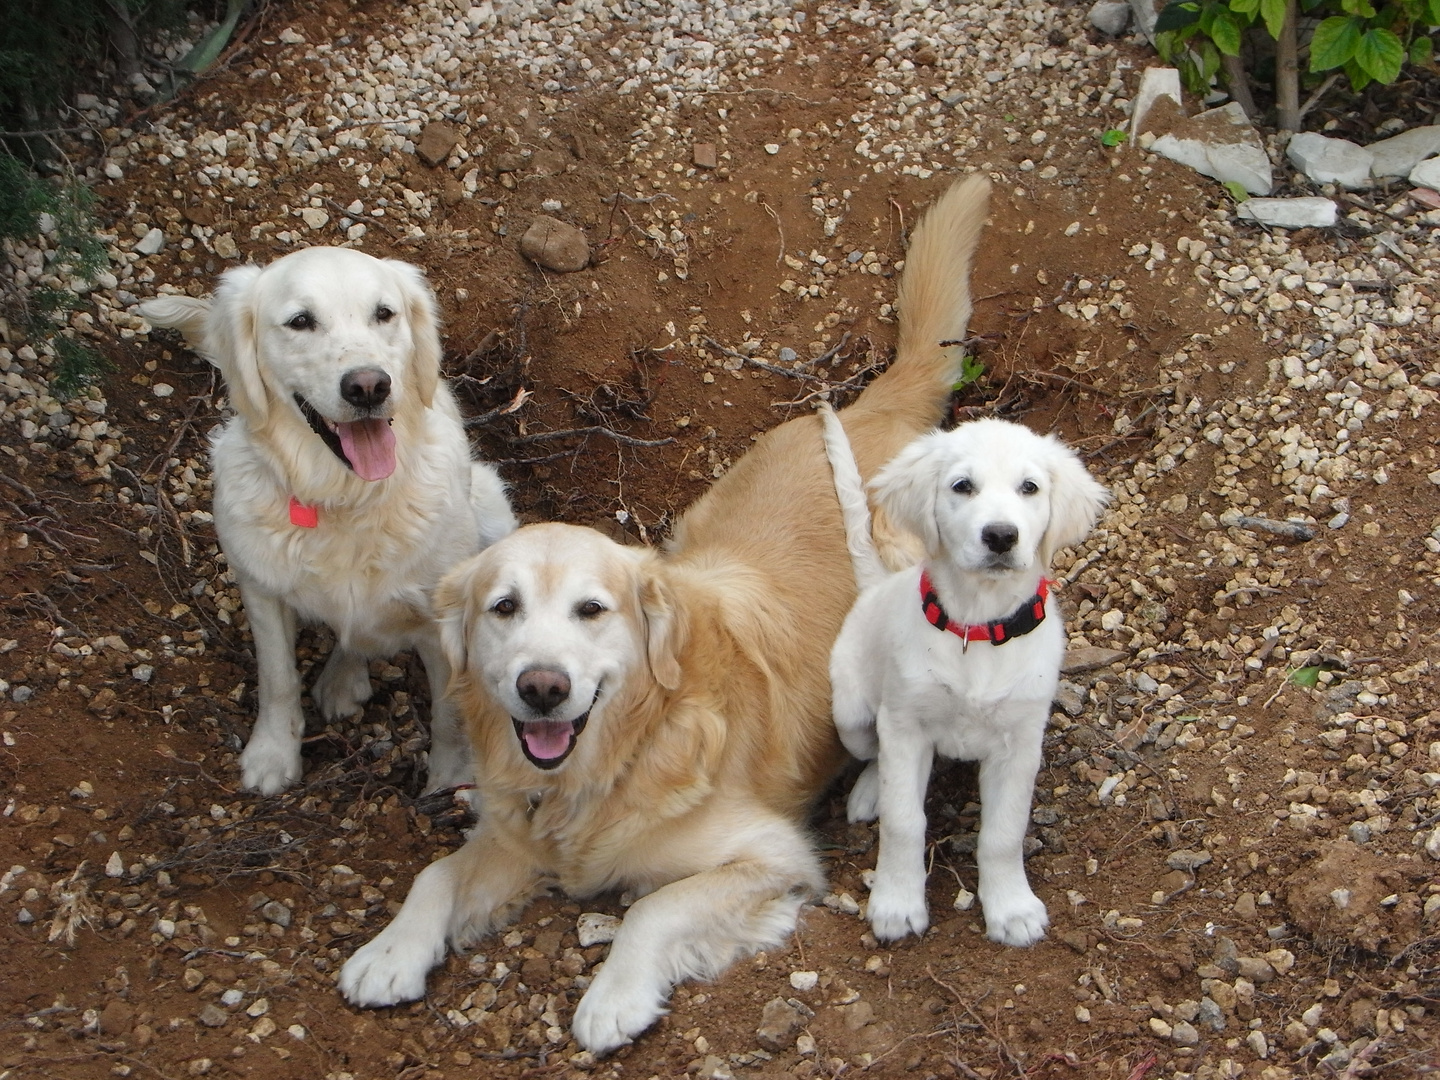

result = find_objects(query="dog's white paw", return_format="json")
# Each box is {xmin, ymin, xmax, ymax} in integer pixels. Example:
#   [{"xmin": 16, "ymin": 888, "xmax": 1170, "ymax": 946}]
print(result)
[
  {"xmin": 846, "ymin": 761, "xmax": 880, "ymax": 823},
  {"xmin": 982, "ymin": 889, "xmax": 1049, "ymax": 947},
  {"xmin": 239, "ymin": 737, "xmax": 302, "ymax": 795},
  {"xmin": 338, "ymin": 932, "xmax": 440, "ymax": 1007},
  {"xmin": 571, "ymin": 974, "xmax": 665, "ymax": 1055},
  {"xmin": 866, "ymin": 880, "xmax": 929, "ymax": 942},
  {"xmin": 313, "ymin": 651, "xmax": 373, "ymax": 721}
]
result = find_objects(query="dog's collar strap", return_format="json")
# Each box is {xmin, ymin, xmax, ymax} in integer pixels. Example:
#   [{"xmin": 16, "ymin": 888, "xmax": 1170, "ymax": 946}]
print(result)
[
  {"xmin": 289, "ymin": 496, "xmax": 319, "ymax": 528},
  {"xmin": 919, "ymin": 570, "xmax": 1051, "ymax": 646}
]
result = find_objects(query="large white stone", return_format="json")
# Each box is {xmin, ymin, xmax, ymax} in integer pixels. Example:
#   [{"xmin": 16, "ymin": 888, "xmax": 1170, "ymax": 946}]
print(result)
[
  {"xmin": 1129, "ymin": 0, "xmax": 1163, "ymax": 41},
  {"xmin": 135, "ymin": 227, "xmax": 166, "ymax": 256},
  {"xmin": 1150, "ymin": 103, "xmax": 1273, "ymax": 195},
  {"xmin": 1410, "ymin": 156, "xmax": 1440, "ymax": 189},
  {"xmin": 1131, "ymin": 67, "xmax": 1183, "ymax": 143},
  {"xmin": 1367, "ymin": 126, "xmax": 1440, "ymax": 178},
  {"xmin": 1237, "ymin": 197, "xmax": 1338, "ymax": 228},
  {"xmin": 1286, "ymin": 132, "xmax": 1373, "ymax": 188},
  {"xmin": 1089, "ymin": 1, "xmax": 1132, "ymax": 36}
]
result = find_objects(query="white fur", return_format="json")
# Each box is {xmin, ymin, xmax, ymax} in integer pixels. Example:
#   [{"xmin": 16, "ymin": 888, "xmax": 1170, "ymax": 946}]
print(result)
[
  {"xmin": 825, "ymin": 419, "xmax": 1108, "ymax": 945},
  {"xmin": 141, "ymin": 248, "xmax": 516, "ymax": 795}
]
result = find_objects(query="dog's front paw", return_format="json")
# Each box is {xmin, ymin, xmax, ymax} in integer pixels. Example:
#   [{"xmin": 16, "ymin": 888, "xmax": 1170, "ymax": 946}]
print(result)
[
  {"xmin": 866, "ymin": 880, "xmax": 929, "ymax": 942},
  {"xmin": 982, "ymin": 889, "xmax": 1049, "ymax": 947},
  {"xmin": 239, "ymin": 737, "xmax": 302, "ymax": 795},
  {"xmin": 313, "ymin": 650, "xmax": 373, "ymax": 721},
  {"xmin": 571, "ymin": 974, "xmax": 665, "ymax": 1055},
  {"xmin": 339, "ymin": 933, "xmax": 440, "ymax": 1007}
]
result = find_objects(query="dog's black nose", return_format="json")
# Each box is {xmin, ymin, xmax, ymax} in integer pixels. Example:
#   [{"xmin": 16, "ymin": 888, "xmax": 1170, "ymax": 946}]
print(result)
[
  {"xmin": 516, "ymin": 668, "xmax": 571, "ymax": 714},
  {"xmin": 340, "ymin": 367, "xmax": 392, "ymax": 409},
  {"xmin": 981, "ymin": 523, "xmax": 1019, "ymax": 554}
]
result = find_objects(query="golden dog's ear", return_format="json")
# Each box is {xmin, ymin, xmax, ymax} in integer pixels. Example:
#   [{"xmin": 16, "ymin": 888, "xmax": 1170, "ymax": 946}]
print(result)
[
  {"xmin": 209, "ymin": 264, "xmax": 268, "ymax": 424},
  {"xmin": 869, "ymin": 429, "xmax": 947, "ymax": 555},
  {"xmin": 1038, "ymin": 436, "xmax": 1109, "ymax": 567},
  {"xmin": 639, "ymin": 563, "xmax": 685, "ymax": 691},
  {"xmin": 433, "ymin": 556, "xmax": 481, "ymax": 681},
  {"xmin": 387, "ymin": 259, "xmax": 441, "ymax": 410}
]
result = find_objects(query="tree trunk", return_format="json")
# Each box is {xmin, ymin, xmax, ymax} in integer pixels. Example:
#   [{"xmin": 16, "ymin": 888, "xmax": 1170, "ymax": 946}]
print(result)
[
  {"xmin": 1222, "ymin": 53, "xmax": 1259, "ymax": 122},
  {"xmin": 1276, "ymin": 0, "xmax": 1301, "ymax": 133}
]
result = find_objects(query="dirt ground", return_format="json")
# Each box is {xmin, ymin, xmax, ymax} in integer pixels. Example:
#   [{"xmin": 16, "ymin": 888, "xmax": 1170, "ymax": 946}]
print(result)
[{"xmin": 3, "ymin": 3, "xmax": 1439, "ymax": 1080}]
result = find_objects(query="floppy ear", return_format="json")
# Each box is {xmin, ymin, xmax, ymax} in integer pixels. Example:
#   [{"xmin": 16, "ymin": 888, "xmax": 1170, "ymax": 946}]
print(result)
[
  {"xmin": 1039, "ymin": 436, "xmax": 1109, "ymax": 567},
  {"xmin": 208, "ymin": 264, "xmax": 269, "ymax": 425},
  {"xmin": 869, "ymin": 430, "xmax": 948, "ymax": 555},
  {"xmin": 638, "ymin": 562, "xmax": 685, "ymax": 692},
  {"xmin": 387, "ymin": 259, "xmax": 441, "ymax": 410},
  {"xmin": 433, "ymin": 556, "xmax": 482, "ymax": 682}
]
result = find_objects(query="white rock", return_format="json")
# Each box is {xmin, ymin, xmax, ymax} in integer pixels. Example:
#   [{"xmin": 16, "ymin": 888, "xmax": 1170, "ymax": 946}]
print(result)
[
  {"xmin": 135, "ymin": 227, "xmax": 166, "ymax": 256},
  {"xmin": 1128, "ymin": 0, "xmax": 1163, "ymax": 41},
  {"xmin": 213, "ymin": 234, "xmax": 239, "ymax": 259},
  {"xmin": 576, "ymin": 911, "xmax": 620, "ymax": 946},
  {"xmin": 1150, "ymin": 103, "xmax": 1272, "ymax": 195},
  {"xmin": 953, "ymin": 886, "xmax": 976, "ymax": 911},
  {"xmin": 105, "ymin": 851, "xmax": 124, "ymax": 878},
  {"xmin": 1130, "ymin": 67, "xmax": 1182, "ymax": 143},
  {"xmin": 1410, "ymin": 157, "xmax": 1440, "ymax": 189},
  {"xmin": 1286, "ymin": 132, "xmax": 1374, "ymax": 189},
  {"xmin": 1238, "ymin": 197, "xmax": 1338, "ymax": 229},
  {"xmin": 1367, "ymin": 126, "xmax": 1440, "ymax": 178},
  {"xmin": 278, "ymin": 27, "xmax": 306, "ymax": 44},
  {"xmin": 789, "ymin": 970, "xmax": 819, "ymax": 991},
  {"xmin": 1089, "ymin": 1, "xmax": 1132, "ymax": 36},
  {"xmin": 104, "ymin": 161, "xmax": 123, "ymax": 180},
  {"xmin": 152, "ymin": 383, "xmax": 175, "ymax": 398},
  {"xmin": 300, "ymin": 208, "xmax": 330, "ymax": 230},
  {"xmin": 1426, "ymin": 827, "xmax": 1440, "ymax": 860}
]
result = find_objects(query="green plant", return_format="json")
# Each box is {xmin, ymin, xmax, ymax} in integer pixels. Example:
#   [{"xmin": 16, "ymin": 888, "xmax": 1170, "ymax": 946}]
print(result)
[
  {"xmin": 952, "ymin": 353, "xmax": 985, "ymax": 393},
  {"xmin": 1100, "ymin": 128, "xmax": 1128, "ymax": 147}
]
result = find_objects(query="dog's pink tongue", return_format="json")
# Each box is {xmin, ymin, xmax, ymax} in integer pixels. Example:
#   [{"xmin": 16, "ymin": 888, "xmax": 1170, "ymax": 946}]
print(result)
[
  {"xmin": 335, "ymin": 418, "xmax": 396, "ymax": 481},
  {"xmin": 521, "ymin": 720, "xmax": 574, "ymax": 761}
]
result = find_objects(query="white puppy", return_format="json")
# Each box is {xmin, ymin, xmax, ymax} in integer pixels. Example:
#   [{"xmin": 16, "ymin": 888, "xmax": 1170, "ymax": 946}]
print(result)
[
  {"xmin": 141, "ymin": 248, "xmax": 516, "ymax": 795},
  {"xmin": 824, "ymin": 415, "xmax": 1107, "ymax": 946}
]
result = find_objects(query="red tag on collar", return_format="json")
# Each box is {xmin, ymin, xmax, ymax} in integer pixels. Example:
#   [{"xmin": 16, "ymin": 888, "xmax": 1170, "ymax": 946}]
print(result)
[{"xmin": 289, "ymin": 497, "xmax": 319, "ymax": 528}]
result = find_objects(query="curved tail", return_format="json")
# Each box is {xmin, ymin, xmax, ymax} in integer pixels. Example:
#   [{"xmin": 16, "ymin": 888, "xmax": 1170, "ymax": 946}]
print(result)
[
  {"xmin": 817, "ymin": 403, "xmax": 887, "ymax": 591},
  {"xmin": 848, "ymin": 175, "xmax": 991, "ymax": 429}
]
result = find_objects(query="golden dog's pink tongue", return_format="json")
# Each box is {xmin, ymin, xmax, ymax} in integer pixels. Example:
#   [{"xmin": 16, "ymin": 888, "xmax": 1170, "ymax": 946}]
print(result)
[
  {"xmin": 521, "ymin": 720, "xmax": 574, "ymax": 761},
  {"xmin": 335, "ymin": 418, "xmax": 395, "ymax": 481}
]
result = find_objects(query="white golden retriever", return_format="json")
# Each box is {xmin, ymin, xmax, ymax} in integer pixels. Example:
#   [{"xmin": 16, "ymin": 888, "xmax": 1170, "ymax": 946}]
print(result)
[
  {"xmin": 824, "ymin": 416, "xmax": 1107, "ymax": 946},
  {"xmin": 140, "ymin": 248, "xmax": 516, "ymax": 795},
  {"xmin": 336, "ymin": 176, "xmax": 994, "ymax": 1054}
]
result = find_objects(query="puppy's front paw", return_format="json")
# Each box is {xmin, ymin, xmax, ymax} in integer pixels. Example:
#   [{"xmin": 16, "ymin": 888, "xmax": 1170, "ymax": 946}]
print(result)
[
  {"xmin": 313, "ymin": 651, "xmax": 372, "ymax": 721},
  {"xmin": 866, "ymin": 880, "xmax": 929, "ymax": 942},
  {"xmin": 239, "ymin": 737, "xmax": 302, "ymax": 795},
  {"xmin": 982, "ymin": 889, "xmax": 1049, "ymax": 947},
  {"xmin": 339, "ymin": 933, "xmax": 440, "ymax": 1007},
  {"xmin": 571, "ymin": 980, "xmax": 665, "ymax": 1055}
]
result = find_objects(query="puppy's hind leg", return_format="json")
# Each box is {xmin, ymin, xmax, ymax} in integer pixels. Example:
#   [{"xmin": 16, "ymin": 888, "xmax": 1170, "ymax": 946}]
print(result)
[
  {"xmin": 312, "ymin": 646, "xmax": 373, "ymax": 721},
  {"xmin": 571, "ymin": 819, "xmax": 820, "ymax": 1056}
]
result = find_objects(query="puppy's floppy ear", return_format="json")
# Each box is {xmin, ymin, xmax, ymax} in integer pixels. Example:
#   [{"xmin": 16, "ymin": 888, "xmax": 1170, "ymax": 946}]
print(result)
[
  {"xmin": 208, "ymin": 264, "xmax": 268, "ymax": 424},
  {"xmin": 433, "ymin": 555, "xmax": 484, "ymax": 682},
  {"xmin": 1038, "ymin": 436, "xmax": 1109, "ymax": 566},
  {"xmin": 638, "ymin": 561, "xmax": 685, "ymax": 692},
  {"xmin": 869, "ymin": 429, "xmax": 948, "ymax": 555},
  {"xmin": 386, "ymin": 259, "xmax": 441, "ymax": 410}
]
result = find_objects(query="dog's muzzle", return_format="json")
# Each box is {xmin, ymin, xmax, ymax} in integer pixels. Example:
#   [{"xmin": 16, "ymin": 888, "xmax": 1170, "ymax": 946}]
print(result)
[
  {"xmin": 294, "ymin": 393, "xmax": 396, "ymax": 481},
  {"xmin": 511, "ymin": 684, "xmax": 602, "ymax": 770}
]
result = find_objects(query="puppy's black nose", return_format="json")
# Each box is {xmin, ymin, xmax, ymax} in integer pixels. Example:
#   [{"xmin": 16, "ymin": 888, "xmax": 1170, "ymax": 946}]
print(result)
[
  {"xmin": 516, "ymin": 668, "xmax": 571, "ymax": 714},
  {"xmin": 340, "ymin": 367, "xmax": 392, "ymax": 409},
  {"xmin": 981, "ymin": 523, "xmax": 1019, "ymax": 554}
]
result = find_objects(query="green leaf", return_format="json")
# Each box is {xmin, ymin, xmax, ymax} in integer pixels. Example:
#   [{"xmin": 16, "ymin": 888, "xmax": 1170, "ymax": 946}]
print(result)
[
  {"xmin": 1287, "ymin": 666, "xmax": 1322, "ymax": 688},
  {"xmin": 1100, "ymin": 128, "xmax": 1128, "ymax": 147},
  {"xmin": 1201, "ymin": 38, "xmax": 1224, "ymax": 78},
  {"xmin": 952, "ymin": 354, "xmax": 985, "ymax": 392},
  {"xmin": 1411, "ymin": 35, "xmax": 1434, "ymax": 64},
  {"xmin": 1354, "ymin": 26, "xmax": 1405, "ymax": 83},
  {"xmin": 1310, "ymin": 15, "xmax": 1363, "ymax": 70},
  {"xmin": 1259, "ymin": 0, "xmax": 1289, "ymax": 38},
  {"xmin": 1155, "ymin": 0, "xmax": 1203, "ymax": 33},
  {"xmin": 1230, "ymin": 0, "xmax": 1261, "ymax": 13},
  {"xmin": 176, "ymin": 0, "xmax": 247, "ymax": 74},
  {"xmin": 1344, "ymin": 55, "xmax": 1375, "ymax": 89},
  {"xmin": 1340, "ymin": 0, "xmax": 1376, "ymax": 15},
  {"xmin": 1222, "ymin": 180, "xmax": 1252, "ymax": 202},
  {"xmin": 1428, "ymin": 0, "xmax": 1440, "ymax": 25},
  {"xmin": 1210, "ymin": 10, "xmax": 1244, "ymax": 53}
]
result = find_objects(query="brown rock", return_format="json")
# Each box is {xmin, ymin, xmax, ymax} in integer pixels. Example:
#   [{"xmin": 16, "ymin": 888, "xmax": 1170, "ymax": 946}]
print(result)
[
  {"xmin": 755, "ymin": 997, "xmax": 805, "ymax": 1051},
  {"xmin": 693, "ymin": 143, "xmax": 718, "ymax": 169},
  {"xmin": 99, "ymin": 1000, "xmax": 135, "ymax": 1036},
  {"xmin": 520, "ymin": 957, "xmax": 551, "ymax": 983},
  {"xmin": 490, "ymin": 152, "xmax": 524, "ymax": 175},
  {"xmin": 441, "ymin": 177, "xmax": 465, "ymax": 206},
  {"xmin": 836, "ymin": 1000, "xmax": 876, "ymax": 1031},
  {"xmin": 529, "ymin": 149, "xmax": 570, "ymax": 177},
  {"xmin": 415, "ymin": 122, "xmax": 459, "ymax": 168},
  {"xmin": 183, "ymin": 205, "xmax": 217, "ymax": 228},
  {"xmin": 197, "ymin": 1003, "xmax": 228, "ymax": 1028},
  {"xmin": 519, "ymin": 216, "xmax": 590, "ymax": 273},
  {"xmin": 1062, "ymin": 646, "xmax": 1128, "ymax": 674},
  {"xmin": 1283, "ymin": 839, "xmax": 1426, "ymax": 956}
]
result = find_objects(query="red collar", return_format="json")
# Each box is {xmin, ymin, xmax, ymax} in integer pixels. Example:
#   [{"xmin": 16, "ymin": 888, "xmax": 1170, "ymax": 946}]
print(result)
[
  {"xmin": 918, "ymin": 569, "xmax": 1052, "ymax": 647},
  {"xmin": 289, "ymin": 496, "xmax": 319, "ymax": 528}
]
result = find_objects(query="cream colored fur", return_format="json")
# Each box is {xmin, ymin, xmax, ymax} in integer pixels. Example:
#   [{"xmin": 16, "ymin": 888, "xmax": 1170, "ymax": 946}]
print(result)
[{"xmin": 337, "ymin": 176, "xmax": 993, "ymax": 1053}]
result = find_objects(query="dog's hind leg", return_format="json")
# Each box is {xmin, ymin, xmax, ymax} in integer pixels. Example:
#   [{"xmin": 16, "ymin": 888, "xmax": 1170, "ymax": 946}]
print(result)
[
  {"xmin": 415, "ymin": 633, "xmax": 475, "ymax": 794},
  {"xmin": 469, "ymin": 462, "xmax": 519, "ymax": 549},
  {"xmin": 571, "ymin": 819, "xmax": 820, "ymax": 1056},
  {"xmin": 830, "ymin": 606, "xmax": 880, "ymax": 822},
  {"xmin": 340, "ymin": 825, "xmax": 542, "ymax": 1006},
  {"xmin": 312, "ymin": 646, "xmax": 372, "ymax": 721},
  {"xmin": 238, "ymin": 587, "xmax": 306, "ymax": 794}
]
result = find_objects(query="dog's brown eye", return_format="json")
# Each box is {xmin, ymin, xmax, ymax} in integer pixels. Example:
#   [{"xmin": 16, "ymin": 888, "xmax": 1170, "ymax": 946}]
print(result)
[
  {"xmin": 492, "ymin": 597, "xmax": 517, "ymax": 616},
  {"xmin": 286, "ymin": 311, "xmax": 316, "ymax": 331},
  {"xmin": 951, "ymin": 478, "xmax": 974, "ymax": 495},
  {"xmin": 1020, "ymin": 479, "xmax": 1040, "ymax": 495},
  {"xmin": 375, "ymin": 305, "xmax": 395, "ymax": 323},
  {"xmin": 577, "ymin": 600, "xmax": 605, "ymax": 619}
]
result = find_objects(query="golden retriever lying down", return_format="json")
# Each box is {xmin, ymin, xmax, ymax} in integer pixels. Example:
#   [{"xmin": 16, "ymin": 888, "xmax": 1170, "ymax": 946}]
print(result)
[{"xmin": 338, "ymin": 176, "xmax": 992, "ymax": 1053}]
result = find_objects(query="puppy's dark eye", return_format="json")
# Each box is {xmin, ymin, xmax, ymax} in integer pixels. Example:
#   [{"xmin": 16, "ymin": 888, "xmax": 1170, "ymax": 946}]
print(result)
[
  {"xmin": 577, "ymin": 600, "xmax": 605, "ymax": 619},
  {"xmin": 285, "ymin": 311, "xmax": 316, "ymax": 331},
  {"xmin": 374, "ymin": 304, "xmax": 395, "ymax": 323},
  {"xmin": 951, "ymin": 478, "xmax": 974, "ymax": 495},
  {"xmin": 491, "ymin": 597, "xmax": 518, "ymax": 616},
  {"xmin": 1019, "ymin": 479, "xmax": 1040, "ymax": 495}
]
